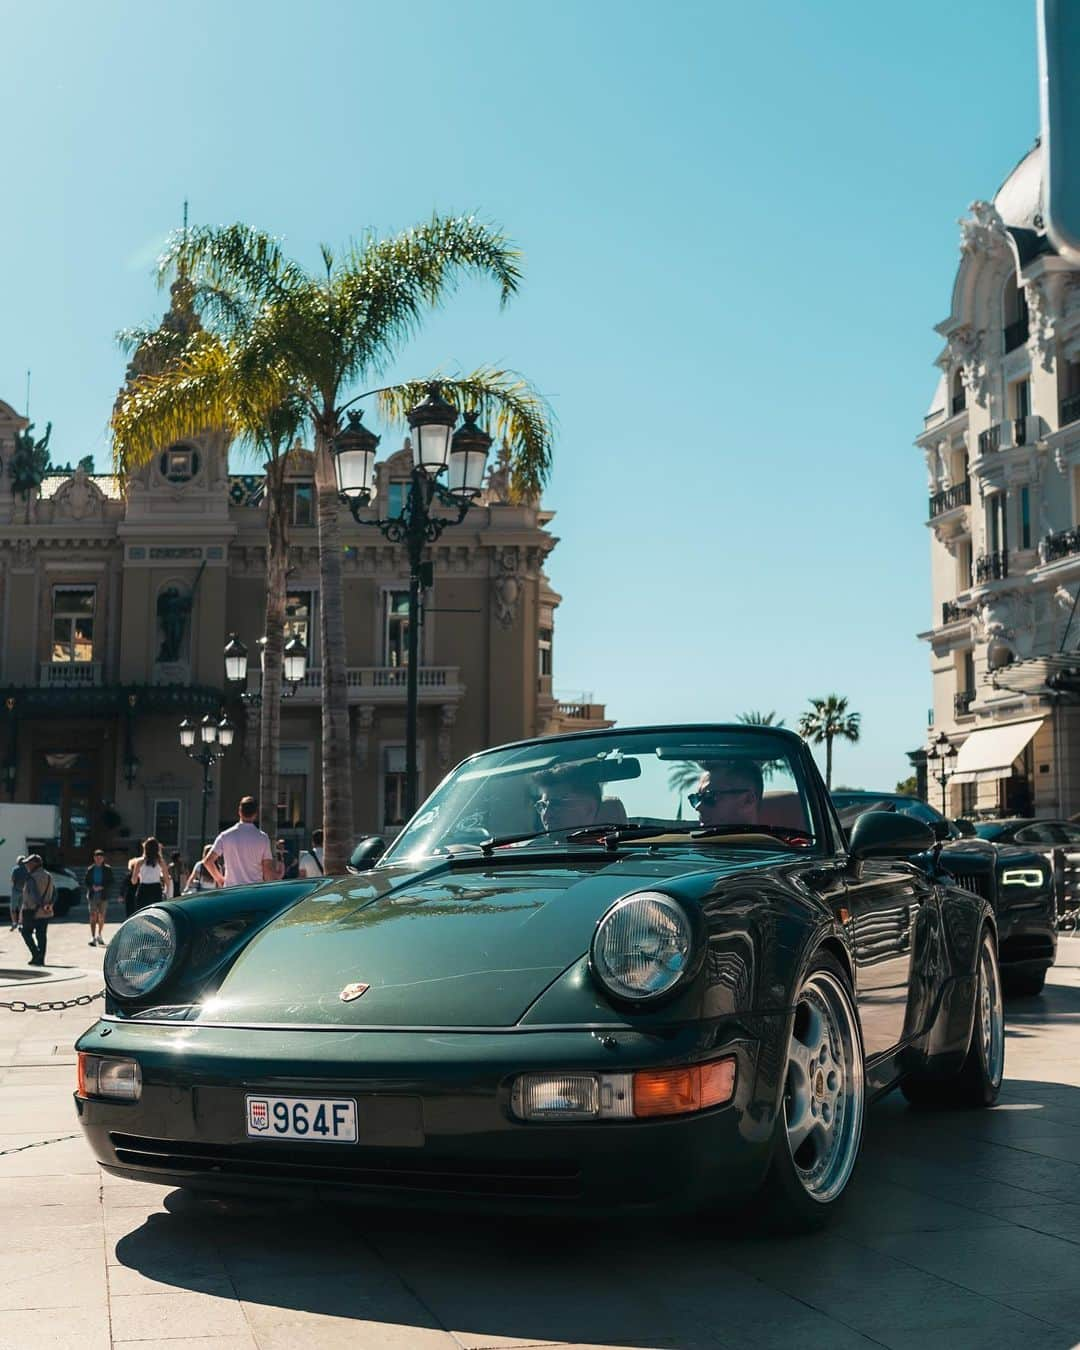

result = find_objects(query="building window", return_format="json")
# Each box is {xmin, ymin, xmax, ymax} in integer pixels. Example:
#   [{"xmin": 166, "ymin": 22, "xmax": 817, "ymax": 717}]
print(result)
[
  {"xmin": 289, "ymin": 481, "xmax": 314, "ymax": 527},
  {"xmin": 284, "ymin": 590, "xmax": 316, "ymax": 656},
  {"xmin": 957, "ymin": 540, "xmax": 973, "ymax": 591},
  {"xmin": 383, "ymin": 746, "xmax": 407, "ymax": 828},
  {"xmin": 51, "ymin": 587, "xmax": 95, "ymax": 663},
  {"xmin": 1013, "ymin": 379, "xmax": 1030, "ymax": 420},
  {"xmin": 159, "ymin": 445, "xmax": 199, "ymax": 482},
  {"xmin": 1020, "ymin": 486, "xmax": 1031, "ymax": 549},
  {"xmin": 153, "ymin": 799, "xmax": 181, "ymax": 851},
  {"xmin": 277, "ymin": 774, "xmax": 308, "ymax": 829},
  {"xmin": 538, "ymin": 626, "xmax": 553, "ymax": 678},
  {"xmin": 960, "ymin": 781, "xmax": 976, "ymax": 816},
  {"xmin": 384, "ymin": 591, "xmax": 410, "ymax": 667},
  {"xmin": 387, "ymin": 481, "xmax": 409, "ymax": 519}
]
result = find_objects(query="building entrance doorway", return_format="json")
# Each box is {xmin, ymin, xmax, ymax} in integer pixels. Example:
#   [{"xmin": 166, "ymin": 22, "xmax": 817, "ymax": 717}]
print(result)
[{"xmin": 31, "ymin": 741, "xmax": 103, "ymax": 863}]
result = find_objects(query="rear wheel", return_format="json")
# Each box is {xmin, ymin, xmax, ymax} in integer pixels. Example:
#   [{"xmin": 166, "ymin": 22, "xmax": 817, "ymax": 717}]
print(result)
[
  {"xmin": 758, "ymin": 951, "xmax": 865, "ymax": 1232},
  {"xmin": 902, "ymin": 925, "xmax": 1003, "ymax": 1108}
]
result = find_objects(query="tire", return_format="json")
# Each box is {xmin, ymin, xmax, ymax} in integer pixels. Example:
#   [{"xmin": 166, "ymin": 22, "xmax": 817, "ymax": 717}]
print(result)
[
  {"xmin": 902, "ymin": 925, "xmax": 1004, "ymax": 1109},
  {"xmin": 757, "ymin": 950, "xmax": 866, "ymax": 1233},
  {"xmin": 1003, "ymin": 968, "xmax": 1047, "ymax": 998}
]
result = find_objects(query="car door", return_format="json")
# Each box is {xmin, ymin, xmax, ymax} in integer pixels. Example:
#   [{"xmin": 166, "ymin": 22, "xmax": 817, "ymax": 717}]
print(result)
[{"xmin": 844, "ymin": 860, "xmax": 924, "ymax": 1059}]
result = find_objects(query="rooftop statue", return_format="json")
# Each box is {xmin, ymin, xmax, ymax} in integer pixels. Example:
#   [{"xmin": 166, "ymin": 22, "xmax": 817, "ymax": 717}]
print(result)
[{"xmin": 10, "ymin": 421, "xmax": 52, "ymax": 498}]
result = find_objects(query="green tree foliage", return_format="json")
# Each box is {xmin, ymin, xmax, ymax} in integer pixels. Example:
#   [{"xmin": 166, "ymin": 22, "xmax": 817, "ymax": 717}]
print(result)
[{"xmin": 797, "ymin": 695, "xmax": 861, "ymax": 791}]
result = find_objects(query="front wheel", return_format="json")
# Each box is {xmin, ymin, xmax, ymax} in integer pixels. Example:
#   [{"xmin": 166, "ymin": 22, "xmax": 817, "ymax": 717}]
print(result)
[{"xmin": 757, "ymin": 951, "xmax": 866, "ymax": 1232}]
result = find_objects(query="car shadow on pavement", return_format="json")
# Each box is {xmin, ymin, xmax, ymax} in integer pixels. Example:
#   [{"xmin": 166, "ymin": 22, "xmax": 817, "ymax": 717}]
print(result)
[{"xmin": 110, "ymin": 1078, "xmax": 1080, "ymax": 1349}]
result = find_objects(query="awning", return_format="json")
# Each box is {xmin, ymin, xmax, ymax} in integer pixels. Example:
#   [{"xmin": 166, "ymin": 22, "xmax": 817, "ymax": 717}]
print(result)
[{"xmin": 951, "ymin": 719, "xmax": 1044, "ymax": 785}]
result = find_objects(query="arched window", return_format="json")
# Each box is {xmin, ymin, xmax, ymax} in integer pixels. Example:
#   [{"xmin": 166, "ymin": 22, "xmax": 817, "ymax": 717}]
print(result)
[{"xmin": 1003, "ymin": 275, "xmax": 1029, "ymax": 353}]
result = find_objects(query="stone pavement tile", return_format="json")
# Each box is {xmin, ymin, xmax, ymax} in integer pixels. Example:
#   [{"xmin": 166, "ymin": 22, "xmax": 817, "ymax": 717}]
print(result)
[
  {"xmin": 0, "ymin": 1252, "xmax": 106, "ymax": 1312},
  {"xmin": 863, "ymin": 1150, "xmax": 1055, "ymax": 1209},
  {"xmin": 0, "ymin": 1305, "xmax": 109, "ymax": 1350},
  {"xmin": 108, "ymin": 1263, "xmax": 236, "ymax": 1299},
  {"xmin": 0, "ymin": 1136, "xmax": 97, "ymax": 1177},
  {"xmin": 978, "ymin": 1201, "xmax": 1080, "ymax": 1243},
  {"xmin": 101, "ymin": 1174, "xmax": 173, "ymax": 1208},
  {"xmin": 110, "ymin": 1290, "xmax": 251, "ymax": 1342},
  {"xmin": 0, "ymin": 1172, "xmax": 100, "ymax": 1205},
  {"xmin": 998, "ymin": 1287, "xmax": 1080, "ymax": 1331},
  {"xmin": 855, "ymin": 1224, "xmax": 1075, "ymax": 1296},
  {"xmin": 113, "ymin": 1340, "xmax": 258, "ymax": 1350},
  {"xmin": 833, "ymin": 1176, "xmax": 1009, "ymax": 1235},
  {"xmin": 254, "ymin": 1322, "xmax": 456, "ymax": 1348},
  {"xmin": 871, "ymin": 1317, "xmax": 1075, "ymax": 1350}
]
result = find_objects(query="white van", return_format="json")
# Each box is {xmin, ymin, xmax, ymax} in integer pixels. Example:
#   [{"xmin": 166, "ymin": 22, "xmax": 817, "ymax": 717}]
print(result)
[{"xmin": 1, "ymin": 805, "xmax": 81, "ymax": 918}]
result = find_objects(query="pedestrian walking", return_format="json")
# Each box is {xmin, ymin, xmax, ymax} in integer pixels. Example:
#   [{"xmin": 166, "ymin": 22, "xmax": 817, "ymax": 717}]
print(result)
[
  {"xmin": 131, "ymin": 838, "xmax": 167, "ymax": 911},
  {"xmin": 167, "ymin": 851, "xmax": 185, "ymax": 899},
  {"xmin": 204, "ymin": 797, "xmax": 275, "ymax": 888},
  {"xmin": 183, "ymin": 844, "xmax": 220, "ymax": 894},
  {"xmin": 19, "ymin": 855, "xmax": 55, "ymax": 967},
  {"xmin": 9, "ymin": 855, "xmax": 28, "ymax": 930},
  {"xmin": 122, "ymin": 853, "xmax": 141, "ymax": 919},
  {"xmin": 297, "ymin": 829, "xmax": 324, "ymax": 879},
  {"xmin": 83, "ymin": 848, "xmax": 114, "ymax": 946}
]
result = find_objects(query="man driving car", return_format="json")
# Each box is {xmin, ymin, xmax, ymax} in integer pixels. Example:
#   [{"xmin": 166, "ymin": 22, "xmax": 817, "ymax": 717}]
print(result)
[
  {"xmin": 689, "ymin": 761, "xmax": 763, "ymax": 829},
  {"xmin": 535, "ymin": 763, "xmax": 627, "ymax": 832}
]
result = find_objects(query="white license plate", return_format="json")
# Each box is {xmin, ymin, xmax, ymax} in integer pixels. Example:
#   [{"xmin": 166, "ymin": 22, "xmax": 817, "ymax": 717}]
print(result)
[{"xmin": 245, "ymin": 1094, "xmax": 357, "ymax": 1143}]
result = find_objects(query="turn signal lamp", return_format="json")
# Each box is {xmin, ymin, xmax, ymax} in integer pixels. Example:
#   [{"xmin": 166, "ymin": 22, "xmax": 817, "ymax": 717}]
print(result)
[
  {"xmin": 511, "ymin": 1057, "xmax": 735, "ymax": 1122},
  {"xmin": 77, "ymin": 1053, "xmax": 142, "ymax": 1101}
]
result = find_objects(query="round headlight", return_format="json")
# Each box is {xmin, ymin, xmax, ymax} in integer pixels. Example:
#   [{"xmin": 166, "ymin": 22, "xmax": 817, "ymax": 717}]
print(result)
[
  {"xmin": 591, "ymin": 891, "xmax": 694, "ymax": 1002},
  {"xmin": 104, "ymin": 908, "xmax": 178, "ymax": 1000}
]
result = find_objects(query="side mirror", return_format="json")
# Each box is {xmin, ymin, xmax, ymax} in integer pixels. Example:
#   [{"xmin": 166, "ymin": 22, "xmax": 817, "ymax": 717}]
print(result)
[
  {"xmin": 847, "ymin": 810, "xmax": 935, "ymax": 861},
  {"xmin": 951, "ymin": 817, "xmax": 977, "ymax": 838},
  {"xmin": 348, "ymin": 836, "xmax": 387, "ymax": 872},
  {"xmin": 932, "ymin": 818, "xmax": 951, "ymax": 842}
]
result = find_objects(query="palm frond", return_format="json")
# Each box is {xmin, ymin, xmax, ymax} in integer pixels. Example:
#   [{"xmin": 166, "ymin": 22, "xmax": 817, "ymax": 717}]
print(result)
[
  {"xmin": 335, "ymin": 216, "xmax": 522, "ymax": 376},
  {"xmin": 158, "ymin": 223, "xmax": 307, "ymax": 306},
  {"xmin": 376, "ymin": 368, "xmax": 553, "ymax": 500}
]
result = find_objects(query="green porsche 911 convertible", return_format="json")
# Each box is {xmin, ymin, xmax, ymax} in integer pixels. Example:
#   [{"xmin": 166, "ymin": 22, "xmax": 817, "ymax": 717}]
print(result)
[{"xmin": 75, "ymin": 724, "xmax": 1004, "ymax": 1229}]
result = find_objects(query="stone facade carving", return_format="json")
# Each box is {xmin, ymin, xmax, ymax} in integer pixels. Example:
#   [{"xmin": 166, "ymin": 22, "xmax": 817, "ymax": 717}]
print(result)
[
  {"xmin": 959, "ymin": 200, "xmax": 1009, "ymax": 257},
  {"xmin": 1025, "ymin": 278, "xmax": 1055, "ymax": 373},
  {"xmin": 948, "ymin": 326, "xmax": 989, "ymax": 407},
  {"xmin": 351, "ymin": 704, "xmax": 375, "ymax": 768},
  {"xmin": 438, "ymin": 704, "xmax": 457, "ymax": 768},
  {"xmin": 492, "ymin": 547, "xmax": 524, "ymax": 628},
  {"xmin": 52, "ymin": 466, "xmax": 106, "ymax": 521}
]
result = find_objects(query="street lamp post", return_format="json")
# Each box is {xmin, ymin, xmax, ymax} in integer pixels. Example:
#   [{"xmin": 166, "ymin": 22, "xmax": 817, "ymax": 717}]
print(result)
[
  {"xmin": 224, "ymin": 633, "xmax": 308, "ymax": 707},
  {"xmin": 332, "ymin": 388, "xmax": 491, "ymax": 816},
  {"xmin": 927, "ymin": 730, "xmax": 959, "ymax": 816},
  {"xmin": 179, "ymin": 713, "xmax": 235, "ymax": 848}
]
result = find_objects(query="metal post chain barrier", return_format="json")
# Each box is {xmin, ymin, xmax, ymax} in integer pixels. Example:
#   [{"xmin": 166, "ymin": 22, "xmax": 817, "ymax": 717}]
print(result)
[
  {"xmin": 0, "ymin": 1133, "xmax": 81, "ymax": 1157},
  {"xmin": 0, "ymin": 989, "xmax": 104, "ymax": 1012}
]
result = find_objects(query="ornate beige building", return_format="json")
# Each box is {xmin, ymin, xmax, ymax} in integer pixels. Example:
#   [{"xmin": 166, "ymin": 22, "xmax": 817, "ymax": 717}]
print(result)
[
  {"xmin": 0, "ymin": 381, "xmax": 609, "ymax": 865},
  {"xmin": 918, "ymin": 141, "xmax": 1080, "ymax": 818}
]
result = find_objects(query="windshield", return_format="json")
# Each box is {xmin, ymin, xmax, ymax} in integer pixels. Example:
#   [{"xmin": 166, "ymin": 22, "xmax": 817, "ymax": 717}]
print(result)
[
  {"xmin": 831, "ymin": 793, "xmax": 945, "ymax": 826},
  {"xmin": 380, "ymin": 726, "xmax": 820, "ymax": 864}
]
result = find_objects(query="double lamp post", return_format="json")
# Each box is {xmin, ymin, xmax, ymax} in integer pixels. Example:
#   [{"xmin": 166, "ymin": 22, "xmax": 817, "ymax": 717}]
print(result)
[
  {"xmin": 330, "ymin": 385, "xmax": 493, "ymax": 817},
  {"xmin": 175, "ymin": 384, "xmax": 492, "ymax": 847}
]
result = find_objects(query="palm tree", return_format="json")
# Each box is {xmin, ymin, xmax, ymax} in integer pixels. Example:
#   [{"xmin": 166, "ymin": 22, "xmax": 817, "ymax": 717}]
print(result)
[
  {"xmin": 797, "ymin": 695, "xmax": 861, "ymax": 790},
  {"xmin": 735, "ymin": 711, "xmax": 785, "ymax": 727},
  {"xmin": 115, "ymin": 304, "xmax": 306, "ymax": 842},
  {"xmin": 116, "ymin": 218, "xmax": 553, "ymax": 873}
]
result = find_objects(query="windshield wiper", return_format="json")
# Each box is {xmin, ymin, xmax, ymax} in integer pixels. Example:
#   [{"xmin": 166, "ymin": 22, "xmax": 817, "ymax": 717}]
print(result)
[{"xmin": 473, "ymin": 822, "xmax": 636, "ymax": 857}]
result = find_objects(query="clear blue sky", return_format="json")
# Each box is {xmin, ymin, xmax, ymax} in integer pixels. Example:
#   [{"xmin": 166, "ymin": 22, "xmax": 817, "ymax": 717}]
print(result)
[{"xmin": 0, "ymin": 0, "xmax": 1039, "ymax": 788}]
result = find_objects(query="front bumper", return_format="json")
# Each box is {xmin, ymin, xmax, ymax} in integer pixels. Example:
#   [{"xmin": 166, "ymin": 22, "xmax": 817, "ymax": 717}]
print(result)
[
  {"xmin": 74, "ymin": 1016, "xmax": 779, "ymax": 1215},
  {"xmin": 997, "ymin": 896, "xmax": 1057, "ymax": 973}
]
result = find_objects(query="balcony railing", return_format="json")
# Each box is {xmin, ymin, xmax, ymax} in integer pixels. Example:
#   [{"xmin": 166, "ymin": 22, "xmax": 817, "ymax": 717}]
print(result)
[
  {"xmin": 954, "ymin": 690, "xmax": 975, "ymax": 716},
  {"xmin": 1044, "ymin": 528, "xmax": 1080, "ymax": 563},
  {"xmin": 1003, "ymin": 316, "xmax": 1029, "ymax": 353},
  {"xmin": 929, "ymin": 481, "xmax": 971, "ymax": 518},
  {"xmin": 290, "ymin": 665, "xmax": 461, "ymax": 698},
  {"xmin": 39, "ymin": 661, "xmax": 102, "ymax": 688},
  {"xmin": 974, "ymin": 550, "xmax": 1009, "ymax": 583},
  {"xmin": 951, "ymin": 390, "xmax": 967, "ymax": 416},
  {"xmin": 1061, "ymin": 393, "xmax": 1080, "ymax": 427},
  {"xmin": 941, "ymin": 600, "xmax": 966, "ymax": 626},
  {"xmin": 977, "ymin": 424, "xmax": 1002, "ymax": 455}
]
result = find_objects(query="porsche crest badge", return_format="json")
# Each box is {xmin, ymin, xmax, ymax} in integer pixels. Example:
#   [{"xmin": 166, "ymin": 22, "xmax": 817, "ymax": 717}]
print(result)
[{"xmin": 339, "ymin": 982, "xmax": 370, "ymax": 1002}]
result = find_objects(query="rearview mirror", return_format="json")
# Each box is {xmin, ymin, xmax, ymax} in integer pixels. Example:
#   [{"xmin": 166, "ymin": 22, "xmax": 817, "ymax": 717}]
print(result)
[{"xmin": 847, "ymin": 810, "xmax": 935, "ymax": 861}]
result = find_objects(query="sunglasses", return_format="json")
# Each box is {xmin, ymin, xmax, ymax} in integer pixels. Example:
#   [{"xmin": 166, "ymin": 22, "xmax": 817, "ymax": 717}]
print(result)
[{"xmin": 688, "ymin": 788, "xmax": 751, "ymax": 809}]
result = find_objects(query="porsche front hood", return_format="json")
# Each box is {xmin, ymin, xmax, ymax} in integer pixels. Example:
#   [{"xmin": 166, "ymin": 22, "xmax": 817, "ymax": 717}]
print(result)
[{"xmin": 199, "ymin": 850, "xmax": 780, "ymax": 1027}]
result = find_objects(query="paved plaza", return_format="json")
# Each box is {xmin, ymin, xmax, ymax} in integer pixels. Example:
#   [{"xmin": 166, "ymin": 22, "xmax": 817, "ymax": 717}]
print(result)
[{"xmin": 4, "ymin": 912, "xmax": 1080, "ymax": 1350}]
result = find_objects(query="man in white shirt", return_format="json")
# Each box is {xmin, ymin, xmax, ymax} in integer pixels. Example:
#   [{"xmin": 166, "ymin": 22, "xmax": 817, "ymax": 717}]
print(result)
[
  {"xmin": 205, "ymin": 797, "xmax": 275, "ymax": 888},
  {"xmin": 297, "ymin": 829, "xmax": 324, "ymax": 879}
]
